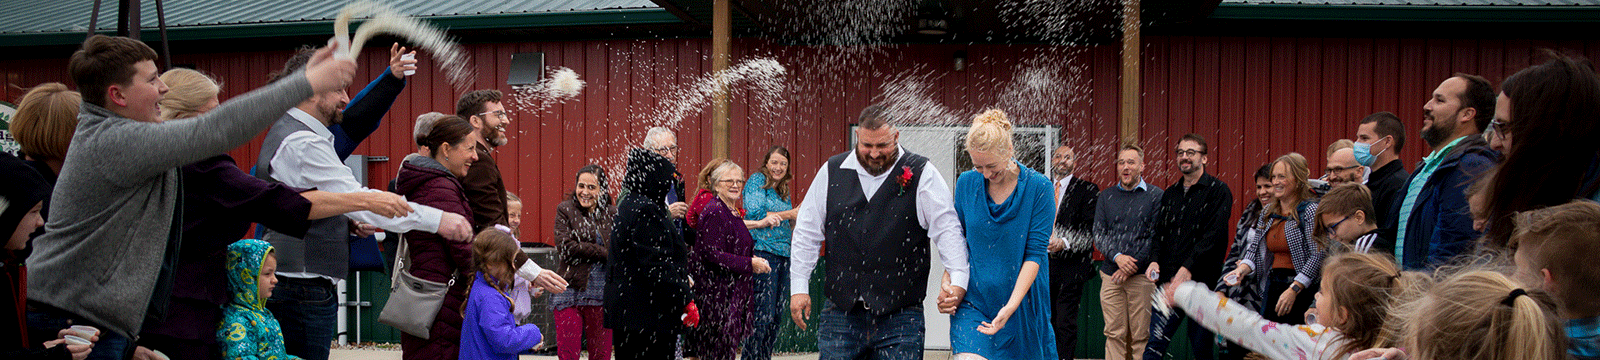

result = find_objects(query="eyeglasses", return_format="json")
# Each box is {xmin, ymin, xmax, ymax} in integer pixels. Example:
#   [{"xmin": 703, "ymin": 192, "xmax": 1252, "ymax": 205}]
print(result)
[
  {"xmin": 1325, "ymin": 215, "xmax": 1351, "ymax": 237},
  {"xmin": 476, "ymin": 110, "xmax": 508, "ymax": 120},
  {"xmin": 651, "ymin": 145, "xmax": 681, "ymax": 154},
  {"xmin": 1326, "ymin": 164, "xmax": 1362, "ymax": 173},
  {"xmin": 1489, "ymin": 118, "xmax": 1509, "ymax": 136},
  {"xmin": 1174, "ymin": 149, "xmax": 1206, "ymax": 157},
  {"xmin": 718, "ymin": 179, "xmax": 745, "ymax": 186}
]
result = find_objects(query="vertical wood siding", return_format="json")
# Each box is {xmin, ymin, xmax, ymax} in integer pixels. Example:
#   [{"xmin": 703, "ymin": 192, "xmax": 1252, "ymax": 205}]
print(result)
[{"xmin": 5, "ymin": 37, "xmax": 1598, "ymax": 247}]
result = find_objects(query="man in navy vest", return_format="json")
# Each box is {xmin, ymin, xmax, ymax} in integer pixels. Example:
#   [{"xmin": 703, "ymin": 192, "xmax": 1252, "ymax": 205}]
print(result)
[{"xmin": 789, "ymin": 105, "xmax": 971, "ymax": 360}]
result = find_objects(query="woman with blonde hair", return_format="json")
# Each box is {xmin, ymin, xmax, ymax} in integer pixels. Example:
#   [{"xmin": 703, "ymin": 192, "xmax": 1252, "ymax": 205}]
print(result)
[
  {"xmin": 1223, "ymin": 153, "xmax": 1325, "ymax": 326},
  {"xmin": 137, "ymin": 68, "xmax": 411, "ymax": 360},
  {"xmin": 948, "ymin": 109, "xmax": 1057, "ymax": 360}
]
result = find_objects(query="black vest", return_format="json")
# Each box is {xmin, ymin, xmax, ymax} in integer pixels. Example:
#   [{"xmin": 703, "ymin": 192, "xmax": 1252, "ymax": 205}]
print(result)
[
  {"xmin": 823, "ymin": 151, "xmax": 931, "ymax": 315},
  {"xmin": 254, "ymin": 115, "xmax": 349, "ymax": 277}
]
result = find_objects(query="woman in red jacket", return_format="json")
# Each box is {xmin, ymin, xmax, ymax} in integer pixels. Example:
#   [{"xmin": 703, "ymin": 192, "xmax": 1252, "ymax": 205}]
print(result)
[{"xmin": 396, "ymin": 114, "xmax": 480, "ymax": 360}]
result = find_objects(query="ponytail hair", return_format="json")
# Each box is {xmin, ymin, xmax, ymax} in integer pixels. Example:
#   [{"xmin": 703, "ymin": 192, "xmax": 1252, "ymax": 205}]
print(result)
[{"xmin": 1400, "ymin": 270, "xmax": 1565, "ymax": 360}]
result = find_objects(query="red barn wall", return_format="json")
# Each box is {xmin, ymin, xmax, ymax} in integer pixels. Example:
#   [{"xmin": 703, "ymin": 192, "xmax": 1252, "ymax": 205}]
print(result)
[{"xmin": 5, "ymin": 36, "xmax": 1598, "ymax": 246}]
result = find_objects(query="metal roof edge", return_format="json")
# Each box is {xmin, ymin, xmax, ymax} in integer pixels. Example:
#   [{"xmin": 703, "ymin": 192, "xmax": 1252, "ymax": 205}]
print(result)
[
  {"xmin": 0, "ymin": 8, "xmax": 681, "ymax": 47},
  {"xmin": 1211, "ymin": 3, "xmax": 1600, "ymax": 22}
]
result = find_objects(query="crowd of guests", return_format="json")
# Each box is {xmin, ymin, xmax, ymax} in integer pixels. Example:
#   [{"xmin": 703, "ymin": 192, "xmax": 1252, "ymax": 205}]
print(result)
[{"xmin": 1, "ymin": 33, "xmax": 1597, "ymax": 360}]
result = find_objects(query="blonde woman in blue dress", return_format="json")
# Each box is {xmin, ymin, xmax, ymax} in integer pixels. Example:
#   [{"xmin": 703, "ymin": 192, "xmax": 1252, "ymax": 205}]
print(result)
[{"xmin": 949, "ymin": 109, "xmax": 1057, "ymax": 360}]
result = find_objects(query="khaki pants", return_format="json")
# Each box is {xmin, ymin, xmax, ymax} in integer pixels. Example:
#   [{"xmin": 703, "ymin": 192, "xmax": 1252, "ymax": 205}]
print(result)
[{"xmin": 1099, "ymin": 271, "xmax": 1155, "ymax": 360}]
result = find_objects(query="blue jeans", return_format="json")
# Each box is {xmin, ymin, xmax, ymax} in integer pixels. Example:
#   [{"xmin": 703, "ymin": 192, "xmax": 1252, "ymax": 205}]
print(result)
[
  {"xmin": 741, "ymin": 251, "xmax": 790, "ymax": 360},
  {"xmin": 27, "ymin": 303, "xmax": 131, "ymax": 360},
  {"xmin": 1144, "ymin": 302, "xmax": 1215, "ymax": 360},
  {"xmin": 267, "ymin": 277, "xmax": 338, "ymax": 360},
  {"xmin": 818, "ymin": 300, "xmax": 924, "ymax": 360}
]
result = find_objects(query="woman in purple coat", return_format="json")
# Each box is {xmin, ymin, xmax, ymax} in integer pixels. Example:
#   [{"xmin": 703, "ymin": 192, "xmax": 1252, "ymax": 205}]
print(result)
[
  {"xmin": 687, "ymin": 159, "xmax": 772, "ymax": 360},
  {"xmin": 395, "ymin": 115, "xmax": 480, "ymax": 360}
]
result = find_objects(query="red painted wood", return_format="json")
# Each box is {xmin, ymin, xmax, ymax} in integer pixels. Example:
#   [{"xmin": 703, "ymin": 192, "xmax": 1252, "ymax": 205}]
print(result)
[{"xmin": 6, "ymin": 36, "xmax": 1600, "ymax": 247}]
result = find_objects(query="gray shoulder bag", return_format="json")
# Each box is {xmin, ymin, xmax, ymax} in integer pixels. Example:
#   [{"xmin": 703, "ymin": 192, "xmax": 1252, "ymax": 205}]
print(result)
[{"xmin": 378, "ymin": 235, "xmax": 455, "ymax": 339}]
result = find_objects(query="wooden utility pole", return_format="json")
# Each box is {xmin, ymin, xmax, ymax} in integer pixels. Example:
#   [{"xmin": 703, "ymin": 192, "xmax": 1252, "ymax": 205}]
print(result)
[
  {"xmin": 1120, "ymin": 0, "xmax": 1141, "ymax": 145},
  {"xmin": 711, "ymin": 0, "xmax": 732, "ymax": 159}
]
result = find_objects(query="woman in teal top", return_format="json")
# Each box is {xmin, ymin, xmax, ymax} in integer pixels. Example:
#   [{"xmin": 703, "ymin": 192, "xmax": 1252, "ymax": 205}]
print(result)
[
  {"xmin": 740, "ymin": 146, "xmax": 799, "ymax": 360},
  {"xmin": 950, "ymin": 110, "xmax": 1056, "ymax": 360}
]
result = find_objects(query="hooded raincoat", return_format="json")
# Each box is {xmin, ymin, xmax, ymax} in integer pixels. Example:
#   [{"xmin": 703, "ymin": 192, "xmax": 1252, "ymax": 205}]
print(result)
[{"xmin": 218, "ymin": 239, "xmax": 299, "ymax": 360}]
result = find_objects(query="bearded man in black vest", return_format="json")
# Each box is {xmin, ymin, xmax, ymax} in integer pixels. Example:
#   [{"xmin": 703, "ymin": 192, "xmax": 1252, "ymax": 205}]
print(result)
[{"xmin": 788, "ymin": 105, "xmax": 972, "ymax": 360}]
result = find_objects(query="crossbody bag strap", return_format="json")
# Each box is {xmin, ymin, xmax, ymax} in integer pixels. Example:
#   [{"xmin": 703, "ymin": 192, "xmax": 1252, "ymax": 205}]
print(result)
[{"xmin": 389, "ymin": 234, "xmax": 410, "ymax": 290}]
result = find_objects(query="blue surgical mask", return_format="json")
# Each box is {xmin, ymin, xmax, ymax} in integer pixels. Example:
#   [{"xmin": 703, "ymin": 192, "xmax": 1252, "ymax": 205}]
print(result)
[{"xmin": 1353, "ymin": 138, "xmax": 1388, "ymax": 167}]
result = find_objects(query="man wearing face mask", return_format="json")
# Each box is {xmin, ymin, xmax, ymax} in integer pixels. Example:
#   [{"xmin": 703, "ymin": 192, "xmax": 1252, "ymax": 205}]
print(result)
[{"xmin": 1353, "ymin": 111, "xmax": 1410, "ymax": 249}]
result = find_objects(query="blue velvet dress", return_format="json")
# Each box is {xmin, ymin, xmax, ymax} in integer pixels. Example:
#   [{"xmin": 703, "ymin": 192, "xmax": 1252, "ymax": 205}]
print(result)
[{"xmin": 950, "ymin": 161, "xmax": 1057, "ymax": 360}]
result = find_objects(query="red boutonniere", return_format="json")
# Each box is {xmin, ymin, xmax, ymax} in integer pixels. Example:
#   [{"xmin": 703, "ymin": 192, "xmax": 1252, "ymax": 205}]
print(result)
[{"xmin": 897, "ymin": 166, "xmax": 914, "ymax": 196}]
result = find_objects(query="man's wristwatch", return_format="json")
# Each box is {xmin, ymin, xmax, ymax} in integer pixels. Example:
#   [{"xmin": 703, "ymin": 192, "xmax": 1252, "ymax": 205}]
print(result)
[{"xmin": 1290, "ymin": 282, "xmax": 1305, "ymax": 293}]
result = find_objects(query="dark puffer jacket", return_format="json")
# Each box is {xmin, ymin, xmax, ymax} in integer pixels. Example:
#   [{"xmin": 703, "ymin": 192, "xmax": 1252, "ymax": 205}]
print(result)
[
  {"xmin": 604, "ymin": 148, "xmax": 693, "ymax": 332},
  {"xmin": 394, "ymin": 154, "xmax": 475, "ymax": 360}
]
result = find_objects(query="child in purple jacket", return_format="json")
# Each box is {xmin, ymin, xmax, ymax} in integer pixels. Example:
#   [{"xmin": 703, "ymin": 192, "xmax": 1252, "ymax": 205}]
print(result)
[{"xmin": 459, "ymin": 227, "xmax": 543, "ymax": 360}]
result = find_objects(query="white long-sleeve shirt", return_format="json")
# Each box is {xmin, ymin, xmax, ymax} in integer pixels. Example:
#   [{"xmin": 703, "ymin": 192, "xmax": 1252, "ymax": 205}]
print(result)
[
  {"xmin": 789, "ymin": 147, "xmax": 970, "ymax": 295},
  {"xmin": 1174, "ymin": 281, "xmax": 1352, "ymax": 360},
  {"xmin": 270, "ymin": 108, "xmax": 445, "ymax": 279}
]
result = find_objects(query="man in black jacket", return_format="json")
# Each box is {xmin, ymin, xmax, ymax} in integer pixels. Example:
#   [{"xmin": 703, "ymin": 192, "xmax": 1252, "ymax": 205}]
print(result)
[
  {"xmin": 1049, "ymin": 145, "xmax": 1099, "ymax": 360},
  {"xmin": 1354, "ymin": 111, "xmax": 1410, "ymax": 251},
  {"xmin": 1143, "ymin": 134, "xmax": 1234, "ymax": 360}
]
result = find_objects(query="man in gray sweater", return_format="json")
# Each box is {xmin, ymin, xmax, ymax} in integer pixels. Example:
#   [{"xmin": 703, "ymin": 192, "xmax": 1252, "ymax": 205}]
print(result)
[
  {"xmin": 1094, "ymin": 143, "xmax": 1164, "ymax": 360},
  {"xmin": 24, "ymin": 35, "xmax": 356, "ymax": 358}
]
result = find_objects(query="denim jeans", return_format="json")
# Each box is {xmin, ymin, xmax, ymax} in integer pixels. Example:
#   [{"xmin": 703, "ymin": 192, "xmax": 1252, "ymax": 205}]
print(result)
[
  {"xmin": 27, "ymin": 303, "xmax": 131, "ymax": 360},
  {"xmin": 741, "ymin": 251, "xmax": 790, "ymax": 360},
  {"xmin": 818, "ymin": 300, "xmax": 924, "ymax": 360},
  {"xmin": 266, "ymin": 276, "xmax": 338, "ymax": 360},
  {"xmin": 1144, "ymin": 302, "xmax": 1215, "ymax": 360}
]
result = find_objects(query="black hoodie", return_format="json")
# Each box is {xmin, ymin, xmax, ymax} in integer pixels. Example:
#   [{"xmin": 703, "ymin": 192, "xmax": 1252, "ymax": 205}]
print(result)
[
  {"xmin": 1, "ymin": 152, "xmax": 69, "ymax": 360},
  {"xmin": 604, "ymin": 148, "xmax": 693, "ymax": 332}
]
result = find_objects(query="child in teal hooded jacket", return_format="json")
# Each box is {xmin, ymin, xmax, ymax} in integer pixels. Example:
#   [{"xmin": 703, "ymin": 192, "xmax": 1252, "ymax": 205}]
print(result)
[{"xmin": 219, "ymin": 239, "xmax": 298, "ymax": 360}]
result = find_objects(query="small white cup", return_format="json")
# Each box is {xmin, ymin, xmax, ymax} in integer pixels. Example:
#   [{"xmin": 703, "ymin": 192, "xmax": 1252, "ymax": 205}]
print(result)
[
  {"xmin": 151, "ymin": 349, "xmax": 171, "ymax": 360},
  {"xmin": 62, "ymin": 335, "xmax": 90, "ymax": 346},
  {"xmin": 400, "ymin": 53, "xmax": 416, "ymax": 76},
  {"xmin": 1224, "ymin": 273, "xmax": 1241, "ymax": 286},
  {"xmin": 69, "ymin": 325, "xmax": 99, "ymax": 338}
]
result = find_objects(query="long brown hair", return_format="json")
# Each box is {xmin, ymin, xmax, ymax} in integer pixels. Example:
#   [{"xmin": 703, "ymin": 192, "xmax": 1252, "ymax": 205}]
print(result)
[
  {"xmin": 758, "ymin": 146, "xmax": 793, "ymax": 200},
  {"xmin": 1483, "ymin": 50, "xmax": 1600, "ymax": 248},
  {"xmin": 471, "ymin": 228, "xmax": 520, "ymax": 293},
  {"xmin": 1319, "ymin": 252, "xmax": 1426, "ymax": 357},
  {"xmin": 1271, "ymin": 153, "xmax": 1313, "ymax": 217}
]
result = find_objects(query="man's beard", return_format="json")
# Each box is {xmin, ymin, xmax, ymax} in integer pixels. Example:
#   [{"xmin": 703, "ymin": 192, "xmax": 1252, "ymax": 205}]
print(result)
[
  {"xmin": 860, "ymin": 148, "xmax": 898, "ymax": 176},
  {"xmin": 326, "ymin": 109, "xmax": 344, "ymax": 125},
  {"xmin": 1054, "ymin": 165, "xmax": 1072, "ymax": 178},
  {"xmin": 483, "ymin": 126, "xmax": 507, "ymax": 147},
  {"xmin": 1420, "ymin": 121, "xmax": 1454, "ymax": 148},
  {"xmin": 1179, "ymin": 160, "xmax": 1198, "ymax": 174}
]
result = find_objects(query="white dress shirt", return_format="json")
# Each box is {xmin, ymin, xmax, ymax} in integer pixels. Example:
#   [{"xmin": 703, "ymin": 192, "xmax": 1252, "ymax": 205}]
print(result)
[
  {"xmin": 1055, "ymin": 174, "xmax": 1075, "ymax": 202},
  {"xmin": 270, "ymin": 108, "xmax": 445, "ymax": 280},
  {"xmin": 789, "ymin": 147, "xmax": 970, "ymax": 295}
]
